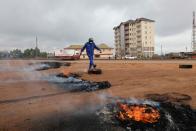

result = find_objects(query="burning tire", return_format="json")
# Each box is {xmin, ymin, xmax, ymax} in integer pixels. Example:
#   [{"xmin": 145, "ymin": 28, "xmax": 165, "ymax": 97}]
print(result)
[
  {"xmin": 96, "ymin": 97, "xmax": 196, "ymax": 131},
  {"xmin": 179, "ymin": 64, "xmax": 193, "ymax": 69}
]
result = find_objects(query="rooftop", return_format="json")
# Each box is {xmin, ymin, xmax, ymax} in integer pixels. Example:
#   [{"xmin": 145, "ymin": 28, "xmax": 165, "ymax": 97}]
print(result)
[
  {"xmin": 65, "ymin": 43, "xmax": 113, "ymax": 49},
  {"xmin": 66, "ymin": 44, "xmax": 83, "ymax": 49},
  {"xmin": 113, "ymin": 18, "xmax": 155, "ymax": 29},
  {"xmin": 99, "ymin": 43, "xmax": 113, "ymax": 49}
]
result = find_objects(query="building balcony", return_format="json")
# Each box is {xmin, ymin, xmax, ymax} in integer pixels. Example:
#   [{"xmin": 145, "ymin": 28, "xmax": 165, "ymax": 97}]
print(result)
[{"xmin": 136, "ymin": 30, "xmax": 141, "ymax": 33}]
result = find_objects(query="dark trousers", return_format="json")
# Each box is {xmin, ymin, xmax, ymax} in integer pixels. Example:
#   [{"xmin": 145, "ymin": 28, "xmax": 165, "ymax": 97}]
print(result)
[{"xmin": 88, "ymin": 54, "xmax": 94, "ymax": 70}]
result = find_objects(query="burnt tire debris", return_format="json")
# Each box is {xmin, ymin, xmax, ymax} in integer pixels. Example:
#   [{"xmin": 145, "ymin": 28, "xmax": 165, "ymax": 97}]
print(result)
[
  {"xmin": 179, "ymin": 64, "xmax": 193, "ymax": 69},
  {"xmin": 57, "ymin": 73, "xmax": 82, "ymax": 78},
  {"xmin": 96, "ymin": 94, "xmax": 196, "ymax": 131},
  {"xmin": 48, "ymin": 73, "xmax": 111, "ymax": 92},
  {"xmin": 29, "ymin": 62, "xmax": 71, "ymax": 71},
  {"xmin": 88, "ymin": 68, "xmax": 102, "ymax": 74},
  {"xmin": 145, "ymin": 92, "xmax": 192, "ymax": 103}
]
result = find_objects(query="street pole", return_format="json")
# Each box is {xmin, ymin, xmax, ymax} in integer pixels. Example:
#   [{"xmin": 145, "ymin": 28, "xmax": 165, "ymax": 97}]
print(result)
[
  {"xmin": 161, "ymin": 44, "xmax": 163, "ymax": 59},
  {"xmin": 35, "ymin": 36, "xmax": 38, "ymax": 58}
]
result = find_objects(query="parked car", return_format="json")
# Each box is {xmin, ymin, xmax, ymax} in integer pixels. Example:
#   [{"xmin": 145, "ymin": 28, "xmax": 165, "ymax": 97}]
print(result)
[{"xmin": 125, "ymin": 55, "xmax": 137, "ymax": 60}]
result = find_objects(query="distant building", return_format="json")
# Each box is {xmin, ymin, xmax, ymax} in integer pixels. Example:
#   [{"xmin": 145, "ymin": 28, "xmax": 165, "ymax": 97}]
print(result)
[
  {"xmin": 49, "ymin": 48, "xmax": 80, "ymax": 60},
  {"xmin": 65, "ymin": 43, "xmax": 114, "ymax": 59},
  {"xmin": 113, "ymin": 18, "xmax": 155, "ymax": 58},
  {"xmin": 165, "ymin": 52, "xmax": 186, "ymax": 59},
  {"xmin": 0, "ymin": 51, "xmax": 10, "ymax": 59},
  {"xmin": 165, "ymin": 52, "xmax": 196, "ymax": 59}
]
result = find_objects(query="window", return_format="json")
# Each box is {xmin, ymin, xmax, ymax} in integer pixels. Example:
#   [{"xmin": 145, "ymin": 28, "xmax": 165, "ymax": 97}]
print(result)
[
  {"xmin": 137, "ymin": 25, "xmax": 141, "ymax": 28},
  {"xmin": 137, "ymin": 35, "xmax": 141, "ymax": 39}
]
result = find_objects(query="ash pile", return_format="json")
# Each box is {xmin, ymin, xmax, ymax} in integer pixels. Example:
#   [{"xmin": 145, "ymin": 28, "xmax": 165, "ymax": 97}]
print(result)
[
  {"xmin": 96, "ymin": 93, "xmax": 196, "ymax": 131},
  {"xmin": 29, "ymin": 61, "xmax": 71, "ymax": 71},
  {"xmin": 46, "ymin": 73, "xmax": 111, "ymax": 92}
]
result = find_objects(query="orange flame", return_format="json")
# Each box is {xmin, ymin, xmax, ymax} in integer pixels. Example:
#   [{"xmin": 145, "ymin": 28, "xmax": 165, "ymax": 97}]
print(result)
[{"xmin": 117, "ymin": 103, "xmax": 160, "ymax": 123}]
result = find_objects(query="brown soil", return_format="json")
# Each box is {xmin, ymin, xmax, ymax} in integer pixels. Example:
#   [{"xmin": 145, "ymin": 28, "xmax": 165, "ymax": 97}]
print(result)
[{"xmin": 0, "ymin": 60, "xmax": 196, "ymax": 130}]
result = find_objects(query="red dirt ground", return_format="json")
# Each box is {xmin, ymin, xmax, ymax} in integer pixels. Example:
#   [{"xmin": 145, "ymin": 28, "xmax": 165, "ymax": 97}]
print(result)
[{"xmin": 0, "ymin": 60, "xmax": 196, "ymax": 130}]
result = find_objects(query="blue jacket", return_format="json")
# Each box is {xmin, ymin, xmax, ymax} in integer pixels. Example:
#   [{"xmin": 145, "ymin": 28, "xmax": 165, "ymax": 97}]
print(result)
[{"xmin": 81, "ymin": 41, "xmax": 101, "ymax": 57}]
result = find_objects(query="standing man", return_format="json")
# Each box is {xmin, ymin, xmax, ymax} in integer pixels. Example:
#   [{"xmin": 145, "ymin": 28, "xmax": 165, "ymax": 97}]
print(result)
[{"xmin": 80, "ymin": 38, "xmax": 101, "ymax": 71}]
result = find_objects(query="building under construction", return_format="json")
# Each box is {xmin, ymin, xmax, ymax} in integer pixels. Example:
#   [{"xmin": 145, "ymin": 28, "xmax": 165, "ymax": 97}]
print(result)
[
  {"xmin": 167, "ymin": 11, "xmax": 196, "ymax": 59},
  {"xmin": 192, "ymin": 11, "xmax": 196, "ymax": 52}
]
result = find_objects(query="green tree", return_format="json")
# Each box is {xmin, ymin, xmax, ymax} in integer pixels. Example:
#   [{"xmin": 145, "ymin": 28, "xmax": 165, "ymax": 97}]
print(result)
[
  {"xmin": 10, "ymin": 49, "xmax": 23, "ymax": 58},
  {"xmin": 23, "ymin": 48, "xmax": 47, "ymax": 58},
  {"xmin": 23, "ymin": 49, "xmax": 31, "ymax": 58},
  {"xmin": 39, "ymin": 52, "xmax": 47, "ymax": 58}
]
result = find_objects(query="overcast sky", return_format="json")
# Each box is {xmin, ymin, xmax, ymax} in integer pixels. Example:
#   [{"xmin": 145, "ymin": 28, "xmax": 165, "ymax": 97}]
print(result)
[{"xmin": 0, "ymin": 0, "xmax": 195, "ymax": 54}]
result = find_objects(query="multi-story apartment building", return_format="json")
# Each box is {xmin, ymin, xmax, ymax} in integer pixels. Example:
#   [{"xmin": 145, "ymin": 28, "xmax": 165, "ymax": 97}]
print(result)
[{"xmin": 114, "ymin": 18, "xmax": 155, "ymax": 58}]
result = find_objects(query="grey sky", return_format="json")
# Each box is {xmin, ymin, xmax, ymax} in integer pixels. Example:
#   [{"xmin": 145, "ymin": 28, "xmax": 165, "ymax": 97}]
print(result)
[{"xmin": 0, "ymin": 0, "xmax": 195, "ymax": 53}]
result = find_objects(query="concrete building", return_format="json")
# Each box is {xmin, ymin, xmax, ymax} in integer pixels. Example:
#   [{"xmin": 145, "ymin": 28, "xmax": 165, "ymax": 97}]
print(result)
[
  {"xmin": 65, "ymin": 43, "xmax": 114, "ymax": 59},
  {"xmin": 114, "ymin": 18, "xmax": 155, "ymax": 58}
]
